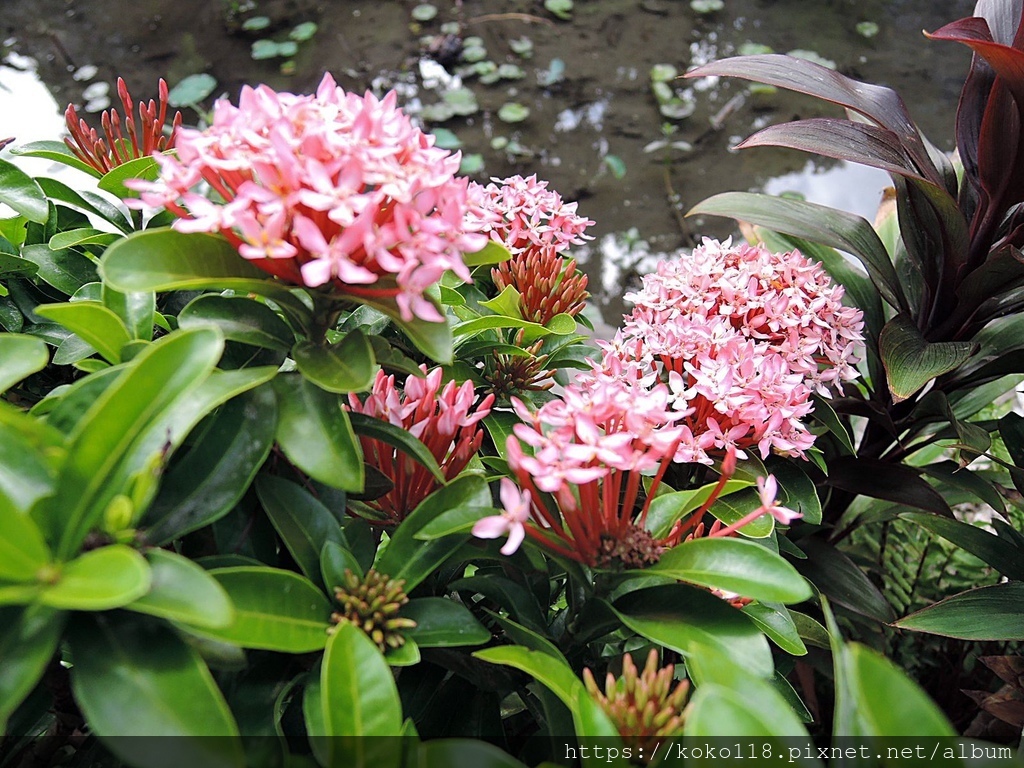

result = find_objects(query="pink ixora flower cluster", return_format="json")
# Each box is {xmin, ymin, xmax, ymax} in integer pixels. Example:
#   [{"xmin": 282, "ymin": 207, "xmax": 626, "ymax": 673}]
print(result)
[
  {"xmin": 600, "ymin": 237, "xmax": 865, "ymax": 463},
  {"xmin": 347, "ymin": 367, "xmax": 494, "ymax": 525},
  {"xmin": 474, "ymin": 361, "xmax": 687, "ymax": 568},
  {"xmin": 128, "ymin": 74, "xmax": 487, "ymax": 322},
  {"xmin": 472, "ymin": 365, "xmax": 802, "ymax": 567}
]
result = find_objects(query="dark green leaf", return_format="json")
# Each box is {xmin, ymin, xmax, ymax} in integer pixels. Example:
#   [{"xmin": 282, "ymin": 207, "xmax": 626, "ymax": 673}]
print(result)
[
  {"xmin": 69, "ymin": 613, "xmax": 244, "ymax": 763},
  {"xmin": 36, "ymin": 176, "xmax": 132, "ymax": 232},
  {"xmin": 11, "ymin": 140, "xmax": 103, "ymax": 177},
  {"xmin": 893, "ymin": 582, "xmax": 1024, "ymax": 641},
  {"xmin": 293, "ymin": 329, "xmax": 376, "ymax": 393},
  {"xmin": 646, "ymin": 537, "xmax": 811, "ymax": 603},
  {"xmin": 321, "ymin": 540, "xmax": 363, "ymax": 587},
  {"xmin": 38, "ymin": 545, "xmax": 150, "ymax": 611},
  {"xmin": 49, "ymin": 227, "xmax": 121, "ymax": 250},
  {"xmin": 764, "ymin": 456, "xmax": 822, "ymax": 525},
  {"xmin": 143, "ymin": 385, "xmax": 277, "ymax": 543},
  {"xmin": 255, "ymin": 475, "xmax": 345, "ymax": 587},
  {"xmin": 127, "ymin": 549, "xmax": 235, "ymax": 629},
  {"xmin": 198, "ymin": 567, "xmax": 331, "ymax": 652},
  {"xmin": 21, "ymin": 244, "xmax": 99, "ymax": 295},
  {"xmin": 417, "ymin": 740, "xmax": 530, "ymax": 768},
  {"xmin": 0, "ymin": 158, "xmax": 49, "ymax": 223},
  {"xmin": 826, "ymin": 456, "xmax": 952, "ymax": 516},
  {"xmin": 321, "ymin": 621, "xmax": 403, "ymax": 735},
  {"xmin": 0, "ymin": 605, "xmax": 65, "ymax": 733},
  {"xmin": 179, "ymin": 294, "xmax": 294, "ymax": 351},
  {"xmin": 644, "ymin": 479, "xmax": 751, "ymax": 539},
  {"xmin": 401, "ymin": 597, "xmax": 490, "ymax": 647},
  {"xmin": 0, "ymin": 333, "xmax": 49, "ymax": 393},
  {"xmin": 103, "ymin": 285, "xmax": 156, "ymax": 342},
  {"xmin": 348, "ymin": 411, "xmax": 445, "ymax": 484},
  {"xmin": 0, "ymin": 497, "xmax": 52, "ymax": 581},
  {"xmin": 742, "ymin": 602, "xmax": 807, "ymax": 656},
  {"xmin": 0, "ymin": 252, "xmax": 38, "ymax": 280},
  {"xmin": 612, "ymin": 584, "xmax": 774, "ymax": 678},
  {"xmin": 101, "ymin": 229, "xmax": 270, "ymax": 293},
  {"xmin": 879, "ymin": 314, "xmax": 975, "ymax": 402},
  {"xmin": 810, "ymin": 395, "xmax": 857, "ymax": 455},
  {"xmin": 34, "ymin": 301, "xmax": 130, "ymax": 364},
  {"xmin": 376, "ymin": 474, "xmax": 489, "ymax": 590},
  {"xmin": 272, "ymin": 374, "xmax": 363, "ymax": 492}
]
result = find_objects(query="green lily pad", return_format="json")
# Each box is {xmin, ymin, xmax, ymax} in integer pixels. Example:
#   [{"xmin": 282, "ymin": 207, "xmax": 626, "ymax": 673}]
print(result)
[
  {"xmin": 412, "ymin": 4, "xmax": 438, "ymax": 22},
  {"xmin": 545, "ymin": 0, "xmax": 573, "ymax": 20},
  {"xmin": 167, "ymin": 74, "xmax": 218, "ymax": 108},
  {"xmin": 459, "ymin": 154, "xmax": 485, "ymax": 174},
  {"xmin": 444, "ymin": 87, "xmax": 479, "ymax": 116},
  {"xmin": 497, "ymin": 102, "xmax": 530, "ymax": 123},
  {"xmin": 650, "ymin": 64, "xmax": 678, "ymax": 83},
  {"xmin": 242, "ymin": 16, "xmax": 271, "ymax": 31},
  {"xmin": 290, "ymin": 22, "xmax": 319, "ymax": 41},
  {"xmin": 691, "ymin": 0, "xmax": 724, "ymax": 12},
  {"xmin": 856, "ymin": 21, "xmax": 880, "ymax": 38}
]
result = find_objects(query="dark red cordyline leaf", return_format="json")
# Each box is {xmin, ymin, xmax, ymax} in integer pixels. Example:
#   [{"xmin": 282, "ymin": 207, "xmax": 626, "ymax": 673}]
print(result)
[
  {"xmin": 736, "ymin": 118, "xmax": 928, "ymax": 181},
  {"xmin": 928, "ymin": 13, "xmax": 1024, "ymax": 272},
  {"xmin": 685, "ymin": 54, "xmax": 943, "ymax": 186}
]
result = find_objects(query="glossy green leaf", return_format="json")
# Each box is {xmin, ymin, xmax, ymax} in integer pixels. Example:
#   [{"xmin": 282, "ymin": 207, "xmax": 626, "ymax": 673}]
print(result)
[
  {"xmin": 321, "ymin": 539, "xmax": 364, "ymax": 587},
  {"xmin": 0, "ymin": 499, "xmax": 52, "ymax": 582},
  {"xmin": 687, "ymin": 683, "xmax": 811, "ymax": 739},
  {"xmin": 688, "ymin": 192, "xmax": 906, "ymax": 311},
  {"xmin": 357, "ymin": 294, "xmax": 454, "ymax": 364},
  {"xmin": 900, "ymin": 512, "xmax": 1024, "ymax": 580},
  {"xmin": 644, "ymin": 479, "xmax": 751, "ymax": 539},
  {"xmin": 474, "ymin": 645, "xmax": 621, "ymax": 739},
  {"xmin": 451, "ymin": 575, "xmax": 549, "ymax": 634},
  {"xmin": 479, "ymin": 284, "xmax": 522, "ymax": 318},
  {"xmin": 39, "ymin": 545, "xmax": 151, "ymax": 611},
  {"xmin": 49, "ymin": 227, "xmax": 121, "ymax": 250},
  {"xmin": 36, "ymin": 176, "xmax": 132, "ymax": 232},
  {"xmin": 742, "ymin": 601, "xmax": 807, "ymax": 656},
  {"xmin": 34, "ymin": 301, "xmax": 130, "ymax": 364},
  {"xmin": 97, "ymin": 155, "xmax": 161, "ymax": 199},
  {"xmin": 103, "ymin": 285, "xmax": 156, "ymax": 342},
  {"xmin": 414, "ymin": 504, "xmax": 497, "ymax": 540},
  {"xmin": 348, "ymin": 411, "xmax": 445, "ymax": 484},
  {"xmin": 462, "ymin": 240, "xmax": 512, "ymax": 267},
  {"xmin": 879, "ymin": 314, "xmax": 975, "ymax": 402},
  {"xmin": 401, "ymin": 597, "xmax": 490, "ymax": 647},
  {"xmin": 101, "ymin": 229, "xmax": 269, "ymax": 292},
  {"xmin": 255, "ymin": 475, "xmax": 345, "ymax": 587},
  {"xmin": 199, "ymin": 567, "xmax": 331, "ymax": 652},
  {"xmin": 810, "ymin": 394, "xmax": 857, "ymax": 454},
  {"xmin": 0, "ymin": 333, "xmax": 49, "ymax": 393},
  {"xmin": 322, "ymin": 621, "xmax": 403, "ymax": 735},
  {"xmin": 647, "ymin": 537, "xmax": 811, "ymax": 603},
  {"xmin": 50, "ymin": 328, "xmax": 225, "ymax": 557},
  {"xmin": 376, "ymin": 474, "xmax": 489, "ymax": 590},
  {"xmin": 69, "ymin": 613, "xmax": 244, "ymax": 765},
  {"xmin": 0, "ymin": 605, "xmax": 65, "ymax": 733},
  {"xmin": 127, "ymin": 549, "xmax": 234, "ymax": 629},
  {"xmin": 0, "ymin": 252, "xmax": 38, "ymax": 280},
  {"xmin": 178, "ymin": 294, "xmax": 293, "ymax": 351},
  {"xmin": 11, "ymin": 140, "xmax": 104, "ymax": 178},
  {"xmin": 764, "ymin": 456, "xmax": 822, "ymax": 525},
  {"xmin": 612, "ymin": 584, "xmax": 774, "ymax": 678},
  {"xmin": 272, "ymin": 373, "xmax": 363, "ymax": 492},
  {"xmin": 293, "ymin": 329, "xmax": 376, "ymax": 393},
  {"xmin": 21, "ymin": 244, "xmax": 99, "ymax": 295},
  {"xmin": 453, "ymin": 312, "xmax": 576, "ymax": 344},
  {"xmin": 893, "ymin": 582, "xmax": 1024, "ymax": 640},
  {"xmin": 707, "ymin": 488, "xmax": 775, "ymax": 538},
  {"xmin": 0, "ymin": 405, "xmax": 63, "ymax": 515},
  {"xmin": 142, "ymin": 385, "xmax": 277, "ymax": 543},
  {"xmin": 0, "ymin": 157, "xmax": 48, "ymax": 224}
]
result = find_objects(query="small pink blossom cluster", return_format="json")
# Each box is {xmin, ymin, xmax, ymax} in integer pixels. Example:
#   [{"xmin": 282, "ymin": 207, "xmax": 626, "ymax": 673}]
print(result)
[
  {"xmin": 128, "ymin": 74, "xmax": 487, "ymax": 322},
  {"xmin": 474, "ymin": 362, "xmax": 686, "ymax": 567},
  {"xmin": 601, "ymin": 238, "xmax": 865, "ymax": 462},
  {"xmin": 467, "ymin": 174, "xmax": 595, "ymax": 256},
  {"xmin": 347, "ymin": 366, "xmax": 495, "ymax": 524}
]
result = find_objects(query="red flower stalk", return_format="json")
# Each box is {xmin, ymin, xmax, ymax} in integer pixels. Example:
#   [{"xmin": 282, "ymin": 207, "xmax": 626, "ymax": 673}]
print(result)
[
  {"xmin": 346, "ymin": 367, "xmax": 494, "ymax": 525},
  {"xmin": 64, "ymin": 78, "xmax": 182, "ymax": 175}
]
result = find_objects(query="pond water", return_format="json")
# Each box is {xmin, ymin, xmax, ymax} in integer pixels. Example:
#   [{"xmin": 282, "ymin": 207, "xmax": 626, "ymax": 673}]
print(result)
[{"xmin": 1, "ymin": 0, "xmax": 975, "ymax": 326}]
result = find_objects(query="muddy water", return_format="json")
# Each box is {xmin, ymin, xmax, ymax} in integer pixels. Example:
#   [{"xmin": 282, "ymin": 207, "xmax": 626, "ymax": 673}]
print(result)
[{"xmin": 1, "ymin": 0, "xmax": 975, "ymax": 325}]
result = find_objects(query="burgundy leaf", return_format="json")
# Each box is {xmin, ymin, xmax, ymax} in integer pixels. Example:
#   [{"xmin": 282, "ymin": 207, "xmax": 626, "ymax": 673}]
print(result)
[
  {"xmin": 736, "ymin": 118, "xmax": 928, "ymax": 180},
  {"xmin": 825, "ymin": 456, "xmax": 953, "ymax": 516},
  {"xmin": 685, "ymin": 55, "xmax": 941, "ymax": 185}
]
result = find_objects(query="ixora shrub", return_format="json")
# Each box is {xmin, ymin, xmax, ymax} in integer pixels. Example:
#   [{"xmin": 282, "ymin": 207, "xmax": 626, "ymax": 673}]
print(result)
[{"xmin": 0, "ymin": 3, "xmax": 1022, "ymax": 766}]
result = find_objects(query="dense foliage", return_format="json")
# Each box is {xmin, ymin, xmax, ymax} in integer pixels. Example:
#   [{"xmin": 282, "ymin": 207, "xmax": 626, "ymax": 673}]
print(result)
[{"xmin": 0, "ymin": 1, "xmax": 1022, "ymax": 766}]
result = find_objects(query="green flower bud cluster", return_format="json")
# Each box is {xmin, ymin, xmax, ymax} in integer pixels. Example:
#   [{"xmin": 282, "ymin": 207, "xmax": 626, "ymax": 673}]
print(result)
[{"xmin": 329, "ymin": 568, "xmax": 417, "ymax": 651}]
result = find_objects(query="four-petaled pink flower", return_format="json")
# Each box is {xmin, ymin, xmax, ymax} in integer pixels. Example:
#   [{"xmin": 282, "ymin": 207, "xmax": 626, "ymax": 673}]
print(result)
[{"xmin": 473, "ymin": 479, "xmax": 531, "ymax": 555}]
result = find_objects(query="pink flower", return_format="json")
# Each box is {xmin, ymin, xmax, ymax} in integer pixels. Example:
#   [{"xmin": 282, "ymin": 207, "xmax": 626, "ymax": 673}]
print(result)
[
  {"xmin": 600, "ymin": 237, "xmax": 865, "ymax": 462},
  {"xmin": 346, "ymin": 367, "xmax": 495, "ymax": 524},
  {"xmin": 755, "ymin": 475, "xmax": 801, "ymax": 525},
  {"xmin": 472, "ymin": 479, "xmax": 531, "ymax": 555},
  {"xmin": 129, "ymin": 74, "xmax": 486, "ymax": 322}
]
